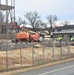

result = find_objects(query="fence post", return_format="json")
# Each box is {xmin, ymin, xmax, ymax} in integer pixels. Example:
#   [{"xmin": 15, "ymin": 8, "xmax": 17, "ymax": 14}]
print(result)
[
  {"xmin": 52, "ymin": 37, "xmax": 55, "ymax": 61},
  {"xmin": 20, "ymin": 41, "xmax": 22, "ymax": 67},
  {"xmin": 32, "ymin": 44, "xmax": 34, "ymax": 66},
  {"xmin": 60, "ymin": 41, "xmax": 62, "ymax": 60},
  {"xmin": 6, "ymin": 27, "xmax": 9, "ymax": 70},
  {"xmin": 67, "ymin": 38, "xmax": 70, "ymax": 58},
  {"xmin": 6, "ymin": 42, "xmax": 8, "ymax": 70},
  {"xmin": 43, "ymin": 44, "xmax": 45, "ymax": 63}
]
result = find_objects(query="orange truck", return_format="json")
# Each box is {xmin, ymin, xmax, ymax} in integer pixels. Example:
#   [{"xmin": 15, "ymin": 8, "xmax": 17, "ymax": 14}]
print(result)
[
  {"xmin": 30, "ymin": 33, "xmax": 40, "ymax": 42},
  {"xmin": 14, "ymin": 32, "xmax": 40, "ymax": 43},
  {"xmin": 16, "ymin": 32, "xmax": 29, "ymax": 42}
]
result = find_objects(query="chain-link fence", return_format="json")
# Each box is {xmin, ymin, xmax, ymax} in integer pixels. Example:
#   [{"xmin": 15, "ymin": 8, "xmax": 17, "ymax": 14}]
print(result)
[{"xmin": 0, "ymin": 38, "xmax": 74, "ymax": 72}]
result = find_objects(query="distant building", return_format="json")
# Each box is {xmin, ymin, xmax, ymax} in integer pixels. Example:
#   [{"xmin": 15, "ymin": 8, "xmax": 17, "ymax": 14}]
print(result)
[
  {"xmin": 53, "ymin": 25, "xmax": 74, "ymax": 33},
  {"xmin": 52, "ymin": 25, "xmax": 74, "ymax": 40}
]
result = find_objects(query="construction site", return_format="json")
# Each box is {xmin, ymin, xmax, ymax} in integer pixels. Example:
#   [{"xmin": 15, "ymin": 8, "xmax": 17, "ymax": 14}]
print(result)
[{"xmin": 0, "ymin": 0, "xmax": 74, "ymax": 73}]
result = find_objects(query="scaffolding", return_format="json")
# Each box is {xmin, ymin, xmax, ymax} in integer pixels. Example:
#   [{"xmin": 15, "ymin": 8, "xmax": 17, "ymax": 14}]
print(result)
[
  {"xmin": 0, "ymin": 0, "xmax": 16, "ymax": 35},
  {"xmin": 0, "ymin": 0, "xmax": 16, "ymax": 70},
  {"xmin": 0, "ymin": 0, "xmax": 15, "ymax": 22}
]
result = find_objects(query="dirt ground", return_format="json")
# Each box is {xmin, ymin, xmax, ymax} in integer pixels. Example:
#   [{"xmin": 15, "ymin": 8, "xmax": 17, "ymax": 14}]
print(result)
[
  {"xmin": 0, "ymin": 57, "xmax": 74, "ymax": 75},
  {"xmin": 0, "ymin": 45, "xmax": 74, "ymax": 62},
  {"xmin": 0, "ymin": 43, "xmax": 74, "ymax": 72}
]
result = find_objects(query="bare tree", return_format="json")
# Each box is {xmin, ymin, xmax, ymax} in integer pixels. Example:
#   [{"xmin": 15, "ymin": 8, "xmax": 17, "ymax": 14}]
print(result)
[
  {"xmin": 24, "ymin": 11, "xmax": 41, "ymax": 31},
  {"xmin": 17, "ymin": 17, "xmax": 26, "ymax": 25},
  {"xmin": 64, "ymin": 21, "xmax": 69, "ymax": 26},
  {"xmin": 15, "ymin": 17, "xmax": 26, "ymax": 32},
  {"xmin": 0, "ymin": 12, "xmax": 4, "ymax": 23},
  {"xmin": 46, "ymin": 15, "xmax": 58, "ymax": 34},
  {"xmin": 41, "ymin": 22, "xmax": 47, "ymax": 29}
]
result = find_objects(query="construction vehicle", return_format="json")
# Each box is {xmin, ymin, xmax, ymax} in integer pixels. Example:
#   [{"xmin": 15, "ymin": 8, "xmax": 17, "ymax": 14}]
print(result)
[
  {"xmin": 12, "ymin": 32, "xmax": 40, "ymax": 43},
  {"xmin": 16, "ymin": 32, "xmax": 29, "ymax": 42},
  {"xmin": 30, "ymin": 33, "xmax": 40, "ymax": 42}
]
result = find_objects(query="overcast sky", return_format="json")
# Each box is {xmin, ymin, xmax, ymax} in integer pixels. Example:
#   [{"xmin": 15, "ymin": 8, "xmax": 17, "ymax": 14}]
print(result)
[{"xmin": 1, "ymin": 0, "xmax": 74, "ymax": 22}]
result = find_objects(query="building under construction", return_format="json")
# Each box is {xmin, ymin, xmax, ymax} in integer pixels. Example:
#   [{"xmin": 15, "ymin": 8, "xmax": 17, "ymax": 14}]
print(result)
[{"xmin": 0, "ymin": 0, "xmax": 17, "ymax": 39}]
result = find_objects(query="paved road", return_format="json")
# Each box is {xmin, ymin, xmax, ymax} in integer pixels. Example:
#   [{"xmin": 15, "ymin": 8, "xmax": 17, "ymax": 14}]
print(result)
[{"xmin": 13, "ymin": 60, "xmax": 74, "ymax": 75}]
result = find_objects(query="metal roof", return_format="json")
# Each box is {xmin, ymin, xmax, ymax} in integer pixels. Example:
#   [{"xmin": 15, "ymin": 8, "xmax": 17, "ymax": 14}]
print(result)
[{"xmin": 53, "ymin": 30, "xmax": 74, "ymax": 35}]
